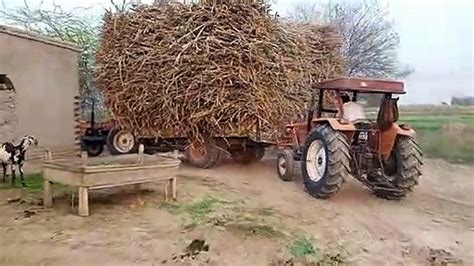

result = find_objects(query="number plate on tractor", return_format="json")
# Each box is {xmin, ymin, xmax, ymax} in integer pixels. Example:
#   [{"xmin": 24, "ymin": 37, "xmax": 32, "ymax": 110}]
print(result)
[{"xmin": 358, "ymin": 131, "xmax": 369, "ymax": 142}]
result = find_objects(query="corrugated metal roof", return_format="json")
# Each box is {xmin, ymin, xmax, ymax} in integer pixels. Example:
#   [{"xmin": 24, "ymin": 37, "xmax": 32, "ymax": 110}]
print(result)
[{"xmin": 0, "ymin": 24, "xmax": 82, "ymax": 53}]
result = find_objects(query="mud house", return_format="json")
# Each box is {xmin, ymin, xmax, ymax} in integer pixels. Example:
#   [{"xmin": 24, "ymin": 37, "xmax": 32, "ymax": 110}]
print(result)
[{"xmin": 0, "ymin": 25, "xmax": 81, "ymax": 151}]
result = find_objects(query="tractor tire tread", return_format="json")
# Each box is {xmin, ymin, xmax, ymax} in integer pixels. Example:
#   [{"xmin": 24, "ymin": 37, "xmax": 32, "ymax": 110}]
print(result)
[
  {"xmin": 374, "ymin": 136, "xmax": 423, "ymax": 200},
  {"xmin": 301, "ymin": 124, "xmax": 351, "ymax": 199},
  {"xmin": 277, "ymin": 150, "xmax": 295, "ymax": 182}
]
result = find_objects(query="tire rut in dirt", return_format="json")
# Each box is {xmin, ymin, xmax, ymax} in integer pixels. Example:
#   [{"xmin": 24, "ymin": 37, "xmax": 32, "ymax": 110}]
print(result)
[{"xmin": 301, "ymin": 124, "xmax": 351, "ymax": 199}]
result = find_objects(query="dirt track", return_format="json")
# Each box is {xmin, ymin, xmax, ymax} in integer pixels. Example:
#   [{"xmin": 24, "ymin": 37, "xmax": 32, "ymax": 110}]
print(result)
[{"xmin": 0, "ymin": 158, "xmax": 472, "ymax": 265}]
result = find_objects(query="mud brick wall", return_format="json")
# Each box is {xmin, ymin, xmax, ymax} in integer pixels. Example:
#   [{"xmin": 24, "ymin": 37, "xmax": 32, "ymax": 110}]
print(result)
[
  {"xmin": 0, "ymin": 90, "xmax": 18, "ymax": 142},
  {"xmin": 1, "ymin": 25, "xmax": 80, "ymax": 149}
]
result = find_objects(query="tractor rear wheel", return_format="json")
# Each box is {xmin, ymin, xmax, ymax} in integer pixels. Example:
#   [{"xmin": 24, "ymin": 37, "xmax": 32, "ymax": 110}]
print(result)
[
  {"xmin": 277, "ymin": 150, "xmax": 295, "ymax": 182},
  {"xmin": 373, "ymin": 136, "xmax": 423, "ymax": 200},
  {"xmin": 184, "ymin": 141, "xmax": 220, "ymax": 169},
  {"xmin": 301, "ymin": 124, "xmax": 351, "ymax": 199},
  {"xmin": 107, "ymin": 128, "xmax": 138, "ymax": 155}
]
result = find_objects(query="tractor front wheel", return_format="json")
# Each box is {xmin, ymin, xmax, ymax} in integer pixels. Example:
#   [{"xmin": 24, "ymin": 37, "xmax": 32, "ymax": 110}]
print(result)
[
  {"xmin": 373, "ymin": 136, "xmax": 423, "ymax": 200},
  {"xmin": 301, "ymin": 124, "xmax": 351, "ymax": 199}
]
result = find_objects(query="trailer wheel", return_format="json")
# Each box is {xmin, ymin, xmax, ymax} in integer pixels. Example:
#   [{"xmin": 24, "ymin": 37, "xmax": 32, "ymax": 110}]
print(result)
[
  {"xmin": 107, "ymin": 128, "xmax": 138, "ymax": 155},
  {"xmin": 184, "ymin": 141, "xmax": 220, "ymax": 169},
  {"xmin": 231, "ymin": 146, "xmax": 265, "ymax": 164},
  {"xmin": 301, "ymin": 124, "xmax": 350, "ymax": 199},
  {"xmin": 277, "ymin": 150, "xmax": 295, "ymax": 181},
  {"xmin": 85, "ymin": 143, "xmax": 104, "ymax": 157}
]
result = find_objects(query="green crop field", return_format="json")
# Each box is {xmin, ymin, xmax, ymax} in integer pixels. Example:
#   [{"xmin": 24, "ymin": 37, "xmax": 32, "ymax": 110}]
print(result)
[
  {"xmin": 387, "ymin": 106, "xmax": 474, "ymax": 164},
  {"xmin": 399, "ymin": 115, "xmax": 474, "ymax": 132}
]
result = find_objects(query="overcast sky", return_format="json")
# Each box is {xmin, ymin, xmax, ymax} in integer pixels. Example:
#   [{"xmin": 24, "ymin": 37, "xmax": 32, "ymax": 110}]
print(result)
[{"xmin": 2, "ymin": 0, "xmax": 473, "ymax": 104}]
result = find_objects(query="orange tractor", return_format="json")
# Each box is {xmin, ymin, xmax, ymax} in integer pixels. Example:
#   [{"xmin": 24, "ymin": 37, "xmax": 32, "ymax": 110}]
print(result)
[{"xmin": 277, "ymin": 77, "xmax": 423, "ymax": 199}]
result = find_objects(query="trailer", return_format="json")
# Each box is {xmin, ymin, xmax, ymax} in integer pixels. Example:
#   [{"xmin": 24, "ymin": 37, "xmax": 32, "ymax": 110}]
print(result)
[
  {"xmin": 107, "ymin": 126, "xmax": 272, "ymax": 169},
  {"xmin": 80, "ymin": 105, "xmax": 272, "ymax": 168}
]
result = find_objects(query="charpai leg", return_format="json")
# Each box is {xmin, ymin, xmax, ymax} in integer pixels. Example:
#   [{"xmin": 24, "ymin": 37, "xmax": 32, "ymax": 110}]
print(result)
[
  {"xmin": 164, "ymin": 182, "xmax": 169, "ymax": 202},
  {"xmin": 171, "ymin": 177, "xmax": 177, "ymax": 201},
  {"xmin": 43, "ymin": 180, "xmax": 53, "ymax": 207},
  {"xmin": 78, "ymin": 187, "xmax": 89, "ymax": 217}
]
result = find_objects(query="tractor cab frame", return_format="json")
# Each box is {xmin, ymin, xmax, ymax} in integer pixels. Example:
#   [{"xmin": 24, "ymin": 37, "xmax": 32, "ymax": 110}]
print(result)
[{"xmin": 277, "ymin": 77, "xmax": 422, "ymax": 200}]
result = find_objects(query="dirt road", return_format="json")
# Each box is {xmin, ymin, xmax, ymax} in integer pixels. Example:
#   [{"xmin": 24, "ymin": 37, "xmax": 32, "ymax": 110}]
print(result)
[{"xmin": 0, "ymin": 158, "xmax": 472, "ymax": 265}]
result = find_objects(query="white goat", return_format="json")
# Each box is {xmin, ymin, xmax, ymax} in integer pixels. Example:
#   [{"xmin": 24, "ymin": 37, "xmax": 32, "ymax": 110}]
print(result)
[{"xmin": 1, "ymin": 135, "xmax": 38, "ymax": 186}]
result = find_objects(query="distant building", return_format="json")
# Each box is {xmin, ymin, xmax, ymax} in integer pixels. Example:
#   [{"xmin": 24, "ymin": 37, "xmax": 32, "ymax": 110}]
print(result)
[{"xmin": 0, "ymin": 25, "xmax": 81, "ymax": 151}]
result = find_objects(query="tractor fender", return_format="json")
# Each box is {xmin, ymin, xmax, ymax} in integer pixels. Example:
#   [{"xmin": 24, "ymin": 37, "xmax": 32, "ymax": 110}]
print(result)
[
  {"xmin": 394, "ymin": 123, "xmax": 416, "ymax": 137},
  {"xmin": 313, "ymin": 118, "xmax": 356, "ymax": 131},
  {"xmin": 379, "ymin": 123, "xmax": 416, "ymax": 160}
]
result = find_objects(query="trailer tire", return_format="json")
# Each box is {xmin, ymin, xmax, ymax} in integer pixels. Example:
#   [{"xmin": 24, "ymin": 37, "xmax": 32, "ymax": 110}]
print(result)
[
  {"xmin": 277, "ymin": 150, "xmax": 295, "ymax": 182},
  {"xmin": 184, "ymin": 141, "xmax": 220, "ymax": 169},
  {"xmin": 107, "ymin": 128, "xmax": 138, "ymax": 155},
  {"xmin": 301, "ymin": 124, "xmax": 350, "ymax": 199}
]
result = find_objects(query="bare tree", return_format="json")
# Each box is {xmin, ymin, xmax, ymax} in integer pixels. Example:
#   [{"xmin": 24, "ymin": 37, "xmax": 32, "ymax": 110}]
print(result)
[
  {"xmin": 288, "ymin": 2, "xmax": 321, "ymax": 22},
  {"xmin": 289, "ymin": 0, "xmax": 413, "ymax": 79}
]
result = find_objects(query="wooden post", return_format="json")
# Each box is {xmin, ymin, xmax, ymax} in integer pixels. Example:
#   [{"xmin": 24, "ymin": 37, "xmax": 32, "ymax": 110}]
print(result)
[
  {"xmin": 71, "ymin": 192, "xmax": 75, "ymax": 210},
  {"xmin": 43, "ymin": 150, "xmax": 53, "ymax": 207},
  {"xmin": 44, "ymin": 149, "xmax": 52, "ymax": 160},
  {"xmin": 78, "ymin": 187, "xmax": 89, "ymax": 216},
  {"xmin": 81, "ymin": 151, "xmax": 88, "ymax": 166},
  {"xmin": 164, "ymin": 182, "xmax": 169, "ymax": 202},
  {"xmin": 138, "ymin": 144, "xmax": 145, "ymax": 164},
  {"xmin": 43, "ymin": 180, "xmax": 53, "ymax": 207},
  {"xmin": 171, "ymin": 177, "xmax": 177, "ymax": 201}
]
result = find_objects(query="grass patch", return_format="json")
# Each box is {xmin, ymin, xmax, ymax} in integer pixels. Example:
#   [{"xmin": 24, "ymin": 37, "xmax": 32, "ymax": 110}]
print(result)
[
  {"xmin": 0, "ymin": 173, "xmax": 70, "ymax": 200},
  {"xmin": 288, "ymin": 236, "xmax": 318, "ymax": 257},
  {"xmin": 226, "ymin": 223, "xmax": 284, "ymax": 238},
  {"xmin": 160, "ymin": 196, "xmax": 220, "ymax": 223},
  {"xmin": 0, "ymin": 173, "xmax": 44, "ymax": 193},
  {"xmin": 21, "ymin": 173, "xmax": 45, "ymax": 194},
  {"xmin": 395, "ymin": 112, "xmax": 474, "ymax": 163},
  {"xmin": 419, "ymin": 131, "xmax": 474, "ymax": 164},
  {"xmin": 285, "ymin": 235, "xmax": 346, "ymax": 264}
]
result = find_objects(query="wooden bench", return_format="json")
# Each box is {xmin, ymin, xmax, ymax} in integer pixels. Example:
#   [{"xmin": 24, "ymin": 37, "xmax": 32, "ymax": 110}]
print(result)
[{"xmin": 43, "ymin": 145, "xmax": 181, "ymax": 216}]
